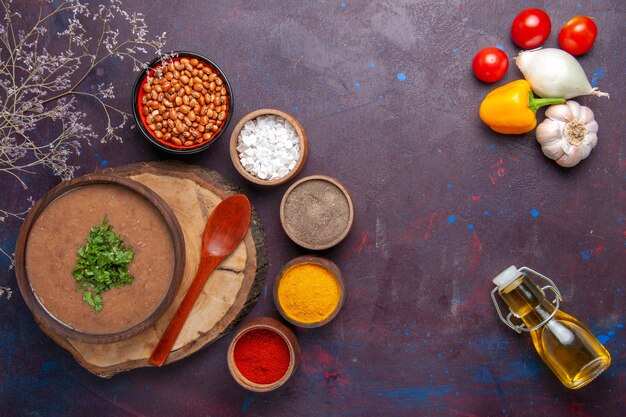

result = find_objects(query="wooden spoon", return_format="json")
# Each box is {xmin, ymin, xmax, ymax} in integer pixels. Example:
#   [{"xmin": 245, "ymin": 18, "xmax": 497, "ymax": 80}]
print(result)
[{"xmin": 150, "ymin": 194, "xmax": 252, "ymax": 366}]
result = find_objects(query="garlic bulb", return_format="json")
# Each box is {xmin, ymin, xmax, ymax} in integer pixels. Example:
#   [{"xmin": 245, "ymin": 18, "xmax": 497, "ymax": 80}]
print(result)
[{"xmin": 535, "ymin": 101, "xmax": 598, "ymax": 168}]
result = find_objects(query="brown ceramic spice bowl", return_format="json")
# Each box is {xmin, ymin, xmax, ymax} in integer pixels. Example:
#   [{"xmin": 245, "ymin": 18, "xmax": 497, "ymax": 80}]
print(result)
[
  {"xmin": 14, "ymin": 174, "xmax": 185, "ymax": 344},
  {"xmin": 273, "ymin": 256, "xmax": 346, "ymax": 328},
  {"xmin": 227, "ymin": 317, "xmax": 301, "ymax": 392},
  {"xmin": 229, "ymin": 109, "xmax": 308, "ymax": 186},
  {"xmin": 280, "ymin": 175, "xmax": 354, "ymax": 250}
]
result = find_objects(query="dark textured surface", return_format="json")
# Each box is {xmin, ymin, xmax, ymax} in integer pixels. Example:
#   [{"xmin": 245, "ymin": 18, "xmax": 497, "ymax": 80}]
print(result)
[{"xmin": 1, "ymin": 1, "xmax": 624, "ymax": 416}]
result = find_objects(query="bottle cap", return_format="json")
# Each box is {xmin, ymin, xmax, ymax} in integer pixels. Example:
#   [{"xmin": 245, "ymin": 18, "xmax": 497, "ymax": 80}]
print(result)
[{"xmin": 493, "ymin": 266, "xmax": 521, "ymax": 288}]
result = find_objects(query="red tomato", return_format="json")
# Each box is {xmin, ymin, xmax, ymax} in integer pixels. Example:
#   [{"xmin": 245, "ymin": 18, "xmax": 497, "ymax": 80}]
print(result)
[
  {"xmin": 511, "ymin": 8, "xmax": 551, "ymax": 49},
  {"xmin": 472, "ymin": 47, "xmax": 509, "ymax": 83},
  {"xmin": 559, "ymin": 16, "xmax": 598, "ymax": 55}
]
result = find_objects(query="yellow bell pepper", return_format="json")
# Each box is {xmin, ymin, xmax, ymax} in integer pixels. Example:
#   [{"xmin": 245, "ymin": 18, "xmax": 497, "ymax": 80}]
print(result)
[{"xmin": 479, "ymin": 80, "xmax": 565, "ymax": 134}]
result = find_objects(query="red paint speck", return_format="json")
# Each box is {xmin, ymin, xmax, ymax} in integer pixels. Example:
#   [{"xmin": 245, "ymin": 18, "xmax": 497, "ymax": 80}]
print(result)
[
  {"xmin": 324, "ymin": 371, "xmax": 340, "ymax": 382},
  {"xmin": 423, "ymin": 212, "xmax": 440, "ymax": 240},
  {"xmin": 354, "ymin": 230, "xmax": 369, "ymax": 255},
  {"xmin": 489, "ymin": 157, "xmax": 506, "ymax": 184},
  {"xmin": 591, "ymin": 241, "xmax": 605, "ymax": 256},
  {"xmin": 491, "ymin": 157, "xmax": 503, "ymax": 168},
  {"xmin": 301, "ymin": 346, "xmax": 350, "ymax": 388},
  {"xmin": 401, "ymin": 212, "xmax": 441, "ymax": 241}
]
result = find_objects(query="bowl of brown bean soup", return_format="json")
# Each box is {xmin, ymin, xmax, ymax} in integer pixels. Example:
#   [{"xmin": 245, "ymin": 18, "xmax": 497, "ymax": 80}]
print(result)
[{"xmin": 132, "ymin": 52, "xmax": 233, "ymax": 154}]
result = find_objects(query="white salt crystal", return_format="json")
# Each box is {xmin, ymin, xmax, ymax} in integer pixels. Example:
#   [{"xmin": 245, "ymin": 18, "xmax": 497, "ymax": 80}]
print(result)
[{"xmin": 237, "ymin": 114, "xmax": 301, "ymax": 180}]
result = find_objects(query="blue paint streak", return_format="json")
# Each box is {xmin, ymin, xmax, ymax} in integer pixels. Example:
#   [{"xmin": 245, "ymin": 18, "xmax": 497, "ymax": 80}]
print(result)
[
  {"xmin": 455, "ymin": 391, "xmax": 461, "ymax": 396},
  {"xmin": 242, "ymin": 394, "xmax": 254, "ymax": 413},
  {"xmin": 292, "ymin": 105, "xmax": 300, "ymax": 112},
  {"xmin": 608, "ymin": 330, "xmax": 615, "ymax": 336},
  {"xmin": 468, "ymin": 224, "xmax": 474, "ymax": 231},
  {"xmin": 496, "ymin": 44, "xmax": 504, "ymax": 50},
  {"xmin": 354, "ymin": 82, "xmax": 361, "ymax": 89},
  {"xmin": 397, "ymin": 72, "xmax": 407, "ymax": 81},
  {"xmin": 597, "ymin": 335, "xmax": 609, "ymax": 344},
  {"xmin": 369, "ymin": 63, "xmax": 375, "ymax": 68},
  {"xmin": 340, "ymin": 2, "xmax": 346, "ymax": 9},
  {"xmin": 448, "ymin": 215, "xmax": 456, "ymax": 224},
  {"xmin": 447, "ymin": 183, "xmax": 452, "ymax": 189},
  {"xmin": 580, "ymin": 250, "xmax": 591, "ymax": 261},
  {"xmin": 591, "ymin": 66, "xmax": 605, "ymax": 88},
  {"xmin": 452, "ymin": 47, "xmax": 458, "ymax": 54},
  {"xmin": 531, "ymin": 209, "xmax": 539, "ymax": 217},
  {"xmin": 617, "ymin": 323, "xmax": 624, "ymax": 328},
  {"xmin": 483, "ymin": 211, "xmax": 489, "ymax": 216},
  {"xmin": 95, "ymin": 153, "xmax": 100, "ymax": 158},
  {"xmin": 100, "ymin": 160, "xmax": 108, "ymax": 166},
  {"xmin": 477, "ymin": 366, "xmax": 497, "ymax": 384},
  {"xmin": 404, "ymin": 330, "xmax": 410, "ymax": 336},
  {"xmin": 383, "ymin": 385, "xmax": 454, "ymax": 400},
  {"xmin": 489, "ymin": 143, "xmax": 495, "ymax": 150}
]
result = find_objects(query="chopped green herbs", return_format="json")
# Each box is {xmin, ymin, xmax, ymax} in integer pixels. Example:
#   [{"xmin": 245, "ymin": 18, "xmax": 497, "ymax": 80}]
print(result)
[{"xmin": 72, "ymin": 217, "xmax": 135, "ymax": 312}]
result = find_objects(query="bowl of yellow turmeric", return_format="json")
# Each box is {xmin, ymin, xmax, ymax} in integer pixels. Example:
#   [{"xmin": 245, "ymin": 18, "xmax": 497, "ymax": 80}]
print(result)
[{"xmin": 273, "ymin": 256, "xmax": 345, "ymax": 328}]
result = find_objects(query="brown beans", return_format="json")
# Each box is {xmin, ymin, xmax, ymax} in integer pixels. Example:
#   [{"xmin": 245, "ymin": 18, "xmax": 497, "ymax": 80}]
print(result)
[{"xmin": 140, "ymin": 56, "xmax": 229, "ymax": 147}]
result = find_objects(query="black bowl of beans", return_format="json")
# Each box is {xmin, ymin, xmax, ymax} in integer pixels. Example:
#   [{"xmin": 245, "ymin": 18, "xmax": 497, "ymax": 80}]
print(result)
[{"xmin": 132, "ymin": 51, "xmax": 233, "ymax": 154}]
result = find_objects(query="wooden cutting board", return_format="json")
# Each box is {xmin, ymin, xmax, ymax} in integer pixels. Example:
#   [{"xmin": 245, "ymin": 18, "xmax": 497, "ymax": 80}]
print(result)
[{"xmin": 42, "ymin": 161, "xmax": 267, "ymax": 377}]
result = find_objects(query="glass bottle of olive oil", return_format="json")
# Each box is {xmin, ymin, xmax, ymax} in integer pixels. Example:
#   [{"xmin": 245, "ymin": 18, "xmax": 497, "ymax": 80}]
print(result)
[{"xmin": 491, "ymin": 266, "xmax": 611, "ymax": 389}]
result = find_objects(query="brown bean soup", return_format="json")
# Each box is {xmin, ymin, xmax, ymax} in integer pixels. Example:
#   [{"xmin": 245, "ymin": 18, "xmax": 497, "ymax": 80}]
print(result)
[{"xmin": 25, "ymin": 184, "xmax": 175, "ymax": 335}]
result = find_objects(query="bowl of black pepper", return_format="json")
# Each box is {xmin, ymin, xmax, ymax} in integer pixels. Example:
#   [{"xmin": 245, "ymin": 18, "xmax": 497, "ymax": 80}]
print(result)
[{"xmin": 132, "ymin": 51, "xmax": 233, "ymax": 154}]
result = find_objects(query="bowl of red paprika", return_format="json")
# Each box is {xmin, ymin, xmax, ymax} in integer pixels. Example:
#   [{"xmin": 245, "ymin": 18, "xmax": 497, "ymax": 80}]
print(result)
[{"xmin": 227, "ymin": 317, "xmax": 300, "ymax": 392}]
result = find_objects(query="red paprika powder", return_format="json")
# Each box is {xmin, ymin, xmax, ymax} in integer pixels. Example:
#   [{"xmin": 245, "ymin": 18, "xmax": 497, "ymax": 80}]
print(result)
[{"xmin": 233, "ymin": 328, "xmax": 291, "ymax": 384}]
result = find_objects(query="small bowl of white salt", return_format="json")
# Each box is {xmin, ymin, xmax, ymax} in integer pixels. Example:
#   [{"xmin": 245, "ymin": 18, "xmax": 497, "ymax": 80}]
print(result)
[{"xmin": 229, "ymin": 109, "xmax": 308, "ymax": 186}]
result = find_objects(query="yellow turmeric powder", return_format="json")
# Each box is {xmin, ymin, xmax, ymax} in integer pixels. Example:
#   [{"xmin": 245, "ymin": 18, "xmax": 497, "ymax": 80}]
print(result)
[{"xmin": 276, "ymin": 263, "xmax": 341, "ymax": 325}]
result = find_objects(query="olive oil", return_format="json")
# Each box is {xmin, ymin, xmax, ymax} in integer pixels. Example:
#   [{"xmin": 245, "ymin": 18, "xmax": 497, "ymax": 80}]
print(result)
[{"xmin": 492, "ymin": 266, "xmax": 611, "ymax": 389}]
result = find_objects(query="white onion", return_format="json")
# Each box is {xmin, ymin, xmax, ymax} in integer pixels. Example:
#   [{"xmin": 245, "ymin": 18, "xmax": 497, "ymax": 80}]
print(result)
[{"xmin": 515, "ymin": 48, "xmax": 609, "ymax": 99}]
